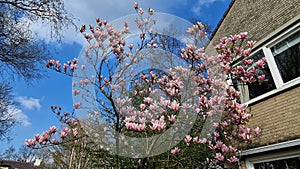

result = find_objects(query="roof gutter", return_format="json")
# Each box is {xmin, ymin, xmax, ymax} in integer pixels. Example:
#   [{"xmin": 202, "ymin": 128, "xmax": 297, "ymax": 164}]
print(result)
[{"xmin": 241, "ymin": 139, "xmax": 300, "ymax": 156}]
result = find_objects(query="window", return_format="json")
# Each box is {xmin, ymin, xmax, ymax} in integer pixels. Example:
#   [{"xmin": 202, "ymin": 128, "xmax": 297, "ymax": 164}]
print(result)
[
  {"xmin": 236, "ymin": 22, "xmax": 300, "ymax": 103},
  {"xmin": 254, "ymin": 157, "xmax": 300, "ymax": 169},
  {"xmin": 271, "ymin": 29, "xmax": 300, "ymax": 83},
  {"xmin": 243, "ymin": 140, "xmax": 300, "ymax": 169},
  {"xmin": 247, "ymin": 51, "xmax": 276, "ymax": 99}
]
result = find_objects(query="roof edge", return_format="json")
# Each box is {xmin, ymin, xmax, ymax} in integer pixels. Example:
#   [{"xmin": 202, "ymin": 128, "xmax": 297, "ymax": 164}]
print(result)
[{"xmin": 209, "ymin": 0, "xmax": 235, "ymax": 40}]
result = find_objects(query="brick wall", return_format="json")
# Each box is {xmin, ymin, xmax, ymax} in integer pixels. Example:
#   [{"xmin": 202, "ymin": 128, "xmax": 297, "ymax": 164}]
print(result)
[
  {"xmin": 248, "ymin": 86, "xmax": 300, "ymax": 147},
  {"xmin": 206, "ymin": 0, "xmax": 300, "ymax": 148}
]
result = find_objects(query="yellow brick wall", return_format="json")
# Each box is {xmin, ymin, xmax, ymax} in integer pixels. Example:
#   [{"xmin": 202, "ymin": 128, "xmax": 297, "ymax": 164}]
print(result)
[{"xmin": 248, "ymin": 86, "xmax": 300, "ymax": 147}]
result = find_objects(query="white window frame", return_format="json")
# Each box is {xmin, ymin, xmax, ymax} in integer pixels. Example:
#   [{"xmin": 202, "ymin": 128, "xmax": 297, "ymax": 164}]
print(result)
[
  {"xmin": 240, "ymin": 21, "xmax": 300, "ymax": 105},
  {"xmin": 245, "ymin": 153, "xmax": 300, "ymax": 169},
  {"xmin": 243, "ymin": 139, "xmax": 300, "ymax": 169}
]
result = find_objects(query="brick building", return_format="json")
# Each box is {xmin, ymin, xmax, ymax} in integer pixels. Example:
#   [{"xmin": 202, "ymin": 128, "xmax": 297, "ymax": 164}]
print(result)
[{"xmin": 206, "ymin": 0, "xmax": 300, "ymax": 168}]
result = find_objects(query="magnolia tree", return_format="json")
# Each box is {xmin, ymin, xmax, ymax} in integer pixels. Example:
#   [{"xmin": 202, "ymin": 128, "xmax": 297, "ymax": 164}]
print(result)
[{"xmin": 26, "ymin": 3, "xmax": 265, "ymax": 168}]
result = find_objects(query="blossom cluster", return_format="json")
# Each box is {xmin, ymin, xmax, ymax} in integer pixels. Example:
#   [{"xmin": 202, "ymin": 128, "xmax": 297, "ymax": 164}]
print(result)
[
  {"xmin": 215, "ymin": 32, "xmax": 267, "ymax": 84},
  {"xmin": 25, "ymin": 106, "xmax": 80, "ymax": 148},
  {"xmin": 178, "ymin": 21, "xmax": 263, "ymax": 164},
  {"xmin": 80, "ymin": 17, "xmax": 129, "ymax": 62},
  {"xmin": 45, "ymin": 58, "xmax": 79, "ymax": 75}
]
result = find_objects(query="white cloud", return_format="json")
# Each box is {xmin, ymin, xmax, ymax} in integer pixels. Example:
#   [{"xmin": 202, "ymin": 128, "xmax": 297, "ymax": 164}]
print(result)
[
  {"xmin": 192, "ymin": 0, "xmax": 226, "ymax": 15},
  {"xmin": 16, "ymin": 96, "xmax": 41, "ymax": 111},
  {"xmin": 8, "ymin": 106, "xmax": 31, "ymax": 127}
]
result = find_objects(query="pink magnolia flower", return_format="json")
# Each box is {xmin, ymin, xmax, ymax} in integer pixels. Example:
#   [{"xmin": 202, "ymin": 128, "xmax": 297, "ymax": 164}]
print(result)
[
  {"xmin": 247, "ymin": 40, "xmax": 256, "ymax": 47},
  {"xmin": 143, "ymin": 97, "xmax": 152, "ymax": 104},
  {"xmin": 258, "ymin": 75, "xmax": 265, "ymax": 82},
  {"xmin": 49, "ymin": 126, "xmax": 58, "ymax": 134},
  {"xmin": 140, "ymin": 73, "xmax": 147, "ymax": 79},
  {"xmin": 39, "ymin": 132, "xmax": 49, "ymax": 143},
  {"xmin": 213, "ymin": 132, "xmax": 220, "ymax": 138},
  {"xmin": 241, "ymin": 132, "xmax": 251, "ymax": 141},
  {"xmin": 221, "ymin": 121, "xmax": 229, "ymax": 127},
  {"xmin": 216, "ymin": 153, "xmax": 224, "ymax": 161},
  {"xmin": 228, "ymin": 156, "xmax": 239, "ymax": 163},
  {"xmin": 168, "ymin": 114, "xmax": 176, "ymax": 123},
  {"xmin": 139, "ymin": 104, "xmax": 146, "ymax": 110},
  {"xmin": 239, "ymin": 32, "xmax": 248, "ymax": 39},
  {"xmin": 51, "ymin": 138, "xmax": 56, "ymax": 144},
  {"xmin": 133, "ymin": 2, "xmax": 138, "ymax": 9},
  {"xmin": 25, "ymin": 139, "xmax": 36, "ymax": 147},
  {"xmin": 103, "ymin": 20, "xmax": 108, "ymax": 25},
  {"xmin": 201, "ymin": 138, "xmax": 207, "ymax": 144},
  {"xmin": 34, "ymin": 134, "xmax": 40, "ymax": 141},
  {"xmin": 256, "ymin": 58, "xmax": 267, "ymax": 68},
  {"xmin": 215, "ymin": 43, "xmax": 224, "ymax": 50},
  {"xmin": 116, "ymin": 98, "xmax": 125, "ymax": 107},
  {"xmin": 243, "ymin": 59, "xmax": 253, "ymax": 65},
  {"xmin": 73, "ymin": 90, "xmax": 80, "ymax": 96},
  {"xmin": 229, "ymin": 34, "xmax": 239, "ymax": 42},
  {"xmin": 72, "ymin": 128, "xmax": 78, "ymax": 137},
  {"xmin": 229, "ymin": 146, "xmax": 237, "ymax": 153},
  {"xmin": 169, "ymin": 100, "xmax": 179, "ymax": 111},
  {"xmin": 235, "ymin": 47, "xmax": 242, "ymax": 54},
  {"xmin": 128, "ymin": 44, "xmax": 134, "ymax": 50},
  {"xmin": 60, "ymin": 127, "xmax": 70, "ymax": 139},
  {"xmin": 185, "ymin": 135, "xmax": 192, "ymax": 144},
  {"xmin": 220, "ymin": 37, "xmax": 228, "ymax": 44},
  {"xmin": 139, "ymin": 117, "xmax": 146, "ymax": 124},
  {"xmin": 186, "ymin": 27, "xmax": 196, "ymax": 35},
  {"xmin": 221, "ymin": 144, "xmax": 229, "ymax": 153},
  {"xmin": 70, "ymin": 64, "xmax": 78, "ymax": 71},
  {"xmin": 63, "ymin": 63, "xmax": 68, "ymax": 72},
  {"xmin": 150, "ymin": 118, "xmax": 166, "ymax": 131},
  {"xmin": 170, "ymin": 147, "xmax": 180, "ymax": 155},
  {"xmin": 241, "ymin": 113, "xmax": 251, "ymax": 120},
  {"xmin": 215, "ymin": 141, "xmax": 223, "ymax": 149},
  {"xmin": 167, "ymin": 88, "xmax": 176, "ymax": 96},
  {"xmin": 193, "ymin": 137, "xmax": 200, "ymax": 144},
  {"xmin": 139, "ymin": 8, "xmax": 144, "ymax": 15},
  {"xmin": 137, "ymin": 123, "xmax": 145, "ymax": 131},
  {"xmin": 241, "ymin": 48, "xmax": 251, "ymax": 57},
  {"xmin": 149, "ymin": 119, "xmax": 158, "ymax": 128},
  {"xmin": 125, "ymin": 122, "xmax": 134, "ymax": 130},
  {"xmin": 73, "ymin": 102, "xmax": 82, "ymax": 109},
  {"xmin": 73, "ymin": 58, "xmax": 78, "ymax": 64},
  {"xmin": 253, "ymin": 127, "xmax": 261, "ymax": 135}
]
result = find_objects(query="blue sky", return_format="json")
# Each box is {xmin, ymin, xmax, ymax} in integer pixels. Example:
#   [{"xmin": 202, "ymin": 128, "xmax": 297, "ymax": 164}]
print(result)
[{"xmin": 0, "ymin": 0, "xmax": 231, "ymax": 151}]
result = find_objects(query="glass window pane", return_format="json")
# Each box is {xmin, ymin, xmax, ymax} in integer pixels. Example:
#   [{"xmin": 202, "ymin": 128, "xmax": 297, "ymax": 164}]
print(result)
[
  {"xmin": 271, "ymin": 29, "xmax": 300, "ymax": 83},
  {"xmin": 254, "ymin": 157, "xmax": 300, "ymax": 169},
  {"xmin": 248, "ymin": 51, "xmax": 276, "ymax": 99}
]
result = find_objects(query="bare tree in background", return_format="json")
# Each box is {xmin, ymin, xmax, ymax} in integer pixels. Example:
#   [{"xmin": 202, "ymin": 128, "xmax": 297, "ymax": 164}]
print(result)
[
  {"xmin": 0, "ymin": 84, "xmax": 16, "ymax": 141},
  {"xmin": 0, "ymin": 0, "xmax": 74, "ymax": 141},
  {"xmin": 0, "ymin": 0, "xmax": 75, "ymax": 81}
]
